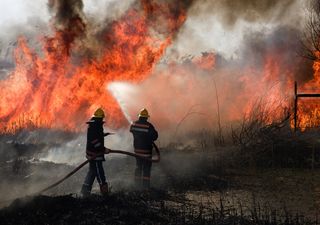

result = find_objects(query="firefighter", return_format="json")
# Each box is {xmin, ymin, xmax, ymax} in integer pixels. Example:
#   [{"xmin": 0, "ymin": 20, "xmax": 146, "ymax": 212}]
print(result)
[
  {"xmin": 130, "ymin": 108, "xmax": 158, "ymax": 189},
  {"xmin": 81, "ymin": 108, "xmax": 110, "ymax": 197}
]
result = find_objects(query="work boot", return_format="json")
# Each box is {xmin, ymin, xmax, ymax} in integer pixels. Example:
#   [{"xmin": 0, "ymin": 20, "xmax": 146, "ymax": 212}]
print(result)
[
  {"xmin": 80, "ymin": 184, "xmax": 92, "ymax": 197},
  {"xmin": 100, "ymin": 183, "xmax": 109, "ymax": 196}
]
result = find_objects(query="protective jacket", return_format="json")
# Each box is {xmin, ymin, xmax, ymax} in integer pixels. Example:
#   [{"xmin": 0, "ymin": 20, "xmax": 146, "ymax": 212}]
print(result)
[
  {"xmin": 86, "ymin": 117, "xmax": 108, "ymax": 161},
  {"xmin": 130, "ymin": 118, "xmax": 158, "ymax": 155}
]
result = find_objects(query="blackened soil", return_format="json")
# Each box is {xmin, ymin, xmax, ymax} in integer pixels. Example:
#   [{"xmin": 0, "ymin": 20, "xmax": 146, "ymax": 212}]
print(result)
[
  {"xmin": 1, "ymin": 192, "xmax": 173, "ymax": 225},
  {"xmin": 0, "ymin": 190, "xmax": 317, "ymax": 225}
]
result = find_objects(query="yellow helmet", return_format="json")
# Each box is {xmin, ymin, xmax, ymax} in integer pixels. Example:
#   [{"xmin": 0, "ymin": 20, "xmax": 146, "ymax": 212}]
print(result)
[
  {"xmin": 139, "ymin": 108, "xmax": 150, "ymax": 118},
  {"xmin": 93, "ymin": 108, "xmax": 105, "ymax": 118}
]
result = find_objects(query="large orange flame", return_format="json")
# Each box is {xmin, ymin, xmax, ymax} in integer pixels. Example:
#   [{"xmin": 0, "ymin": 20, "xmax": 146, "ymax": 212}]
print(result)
[
  {"xmin": 0, "ymin": 1, "xmax": 188, "ymax": 133},
  {"xmin": 1, "ymin": 1, "xmax": 319, "ymax": 134}
]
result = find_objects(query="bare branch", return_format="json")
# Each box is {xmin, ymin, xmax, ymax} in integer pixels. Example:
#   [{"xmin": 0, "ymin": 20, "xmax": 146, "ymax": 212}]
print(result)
[{"xmin": 173, "ymin": 104, "xmax": 207, "ymax": 139}]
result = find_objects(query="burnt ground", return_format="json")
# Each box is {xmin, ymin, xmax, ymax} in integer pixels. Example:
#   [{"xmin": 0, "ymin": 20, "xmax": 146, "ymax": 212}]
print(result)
[
  {"xmin": 1, "ymin": 190, "xmax": 317, "ymax": 225},
  {"xmin": 0, "ymin": 140, "xmax": 320, "ymax": 224}
]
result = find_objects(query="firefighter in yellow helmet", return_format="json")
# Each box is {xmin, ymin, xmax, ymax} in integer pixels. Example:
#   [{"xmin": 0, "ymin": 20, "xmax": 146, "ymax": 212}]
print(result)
[
  {"xmin": 130, "ymin": 108, "xmax": 158, "ymax": 189},
  {"xmin": 81, "ymin": 108, "xmax": 111, "ymax": 197}
]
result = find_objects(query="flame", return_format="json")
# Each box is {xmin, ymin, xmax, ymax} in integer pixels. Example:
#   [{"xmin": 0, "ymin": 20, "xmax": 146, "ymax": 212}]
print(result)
[
  {"xmin": 121, "ymin": 50, "xmax": 296, "ymax": 133},
  {"xmin": 242, "ymin": 54, "xmax": 293, "ymax": 124},
  {"xmin": 1, "ymin": 0, "xmax": 319, "ymax": 134},
  {"xmin": 192, "ymin": 52, "xmax": 215, "ymax": 70},
  {"xmin": 295, "ymin": 51, "xmax": 320, "ymax": 130},
  {"xmin": 0, "ymin": 1, "xmax": 188, "ymax": 133}
]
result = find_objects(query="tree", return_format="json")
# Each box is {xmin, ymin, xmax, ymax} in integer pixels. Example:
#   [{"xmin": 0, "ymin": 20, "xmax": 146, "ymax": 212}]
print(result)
[{"xmin": 301, "ymin": 0, "xmax": 320, "ymax": 60}]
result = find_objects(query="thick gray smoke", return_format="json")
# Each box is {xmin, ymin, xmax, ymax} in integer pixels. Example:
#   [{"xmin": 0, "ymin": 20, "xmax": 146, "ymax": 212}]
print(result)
[
  {"xmin": 47, "ymin": 0, "xmax": 86, "ymax": 32},
  {"xmin": 0, "ymin": 1, "xmax": 49, "ymax": 74},
  {"xmin": 189, "ymin": 0, "xmax": 303, "ymax": 28},
  {"xmin": 311, "ymin": 0, "xmax": 320, "ymax": 13},
  {"xmin": 168, "ymin": 0, "xmax": 307, "ymax": 59},
  {"xmin": 108, "ymin": 1, "xmax": 313, "ymax": 145},
  {"xmin": 0, "ymin": 0, "xmax": 134, "ymax": 71}
]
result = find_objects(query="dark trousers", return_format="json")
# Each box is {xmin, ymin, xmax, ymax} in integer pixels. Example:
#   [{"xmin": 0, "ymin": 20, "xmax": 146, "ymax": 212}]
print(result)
[
  {"xmin": 81, "ymin": 161, "xmax": 106, "ymax": 195},
  {"xmin": 135, "ymin": 158, "xmax": 152, "ymax": 189}
]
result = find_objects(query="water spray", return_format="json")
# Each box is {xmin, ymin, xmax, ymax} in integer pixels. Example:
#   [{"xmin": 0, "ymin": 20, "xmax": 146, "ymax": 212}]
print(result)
[
  {"xmin": 35, "ymin": 83, "xmax": 161, "ymax": 193},
  {"xmin": 107, "ymin": 82, "xmax": 134, "ymax": 124}
]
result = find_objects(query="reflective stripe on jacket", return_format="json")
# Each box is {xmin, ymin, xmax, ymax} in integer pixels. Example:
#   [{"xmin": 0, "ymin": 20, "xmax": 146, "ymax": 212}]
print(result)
[
  {"xmin": 130, "ymin": 118, "xmax": 158, "ymax": 151},
  {"xmin": 86, "ymin": 117, "xmax": 105, "ymax": 161}
]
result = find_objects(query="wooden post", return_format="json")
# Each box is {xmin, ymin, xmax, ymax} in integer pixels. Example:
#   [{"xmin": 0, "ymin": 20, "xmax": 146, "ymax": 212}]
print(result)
[{"xmin": 294, "ymin": 81, "xmax": 298, "ymax": 132}]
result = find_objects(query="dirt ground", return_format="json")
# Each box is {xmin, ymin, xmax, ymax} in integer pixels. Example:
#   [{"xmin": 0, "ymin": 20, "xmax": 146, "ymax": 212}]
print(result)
[
  {"xmin": 185, "ymin": 168, "xmax": 320, "ymax": 218},
  {"xmin": 0, "ymin": 144, "xmax": 319, "ymax": 224},
  {"xmin": 0, "ymin": 150, "xmax": 319, "ymax": 210}
]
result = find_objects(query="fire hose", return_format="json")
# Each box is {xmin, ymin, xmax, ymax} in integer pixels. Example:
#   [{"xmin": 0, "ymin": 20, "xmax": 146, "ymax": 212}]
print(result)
[{"xmin": 37, "ymin": 143, "xmax": 160, "ymax": 194}]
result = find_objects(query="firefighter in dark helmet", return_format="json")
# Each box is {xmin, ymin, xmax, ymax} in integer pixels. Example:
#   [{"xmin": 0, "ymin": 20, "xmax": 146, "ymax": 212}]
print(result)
[
  {"xmin": 130, "ymin": 108, "xmax": 158, "ymax": 189},
  {"xmin": 81, "ymin": 108, "xmax": 110, "ymax": 196}
]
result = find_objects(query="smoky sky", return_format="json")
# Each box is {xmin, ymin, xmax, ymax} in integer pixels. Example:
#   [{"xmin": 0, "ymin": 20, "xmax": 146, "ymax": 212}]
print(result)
[{"xmin": 189, "ymin": 0, "xmax": 301, "ymax": 28}]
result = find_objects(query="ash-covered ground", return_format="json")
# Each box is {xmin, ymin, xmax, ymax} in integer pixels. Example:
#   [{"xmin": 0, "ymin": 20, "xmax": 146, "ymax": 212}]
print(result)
[{"xmin": 1, "ymin": 130, "xmax": 320, "ymax": 225}]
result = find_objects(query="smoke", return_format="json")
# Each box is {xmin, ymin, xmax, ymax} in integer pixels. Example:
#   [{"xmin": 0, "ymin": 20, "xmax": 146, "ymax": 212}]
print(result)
[
  {"xmin": 0, "ymin": 1, "xmax": 49, "ymax": 70},
  {"xmin": 168, "ymin": 0, "xmax": 308, "ymax": 60},
  {"xmin": 240, "ymin": 27, "xmax": 313, "ymax": 82},
  {"xmin": 48, "ymin": 0, "xmax": 85, "ymax": 29},
  {"xmin": 84, "ymin": 0, "xmax": 135, "ymax": 22},
  {"xmin": 109, "ymin": 0, "xmax": 312, "ymax": 142},
  {"xmin": 188, "ymin": 0, "xmax": 304, "ymax": 28},
  {"xmin": 310, "ymin": 0, "xmax": 320, "ymax": 14},
  {"xmin": 0, "ymin": 127, "xmax": 136, "ymax": 204},
  {"xmin": 40, "ymin": 129, "xmax": 134, "ymax": 165},
  {"xmin": 0, "ymin": 0, "xmax": 134, "ymax": 69},
  {"xmin": 108, "ymin": 24, "xmax": 313, "ymax": 145}
]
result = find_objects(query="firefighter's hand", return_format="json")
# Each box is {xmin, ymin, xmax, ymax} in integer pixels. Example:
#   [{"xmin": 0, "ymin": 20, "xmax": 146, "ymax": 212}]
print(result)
[
  {"xmin": 86, "ymin": 151, "xmax": 98, "ymax": 160},
  {"xmin": 104, "ymin": 147, "xmax": 111, "ymax": 154}
]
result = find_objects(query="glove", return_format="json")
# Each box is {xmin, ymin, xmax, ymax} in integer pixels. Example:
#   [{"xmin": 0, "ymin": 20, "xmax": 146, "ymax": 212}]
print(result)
[{"xmin": 104, "ymin": 147, "xmax": 111, "ymax": 154}]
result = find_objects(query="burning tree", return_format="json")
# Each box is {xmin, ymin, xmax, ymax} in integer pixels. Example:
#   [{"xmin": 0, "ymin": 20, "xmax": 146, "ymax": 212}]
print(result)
[
  {"xmin": 294, "ymin": 0, "xmax": 320, "ymax": 130},
  {"xmin": 302, "ymin": 0, "xmax": 320, "ymax": 61}
]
